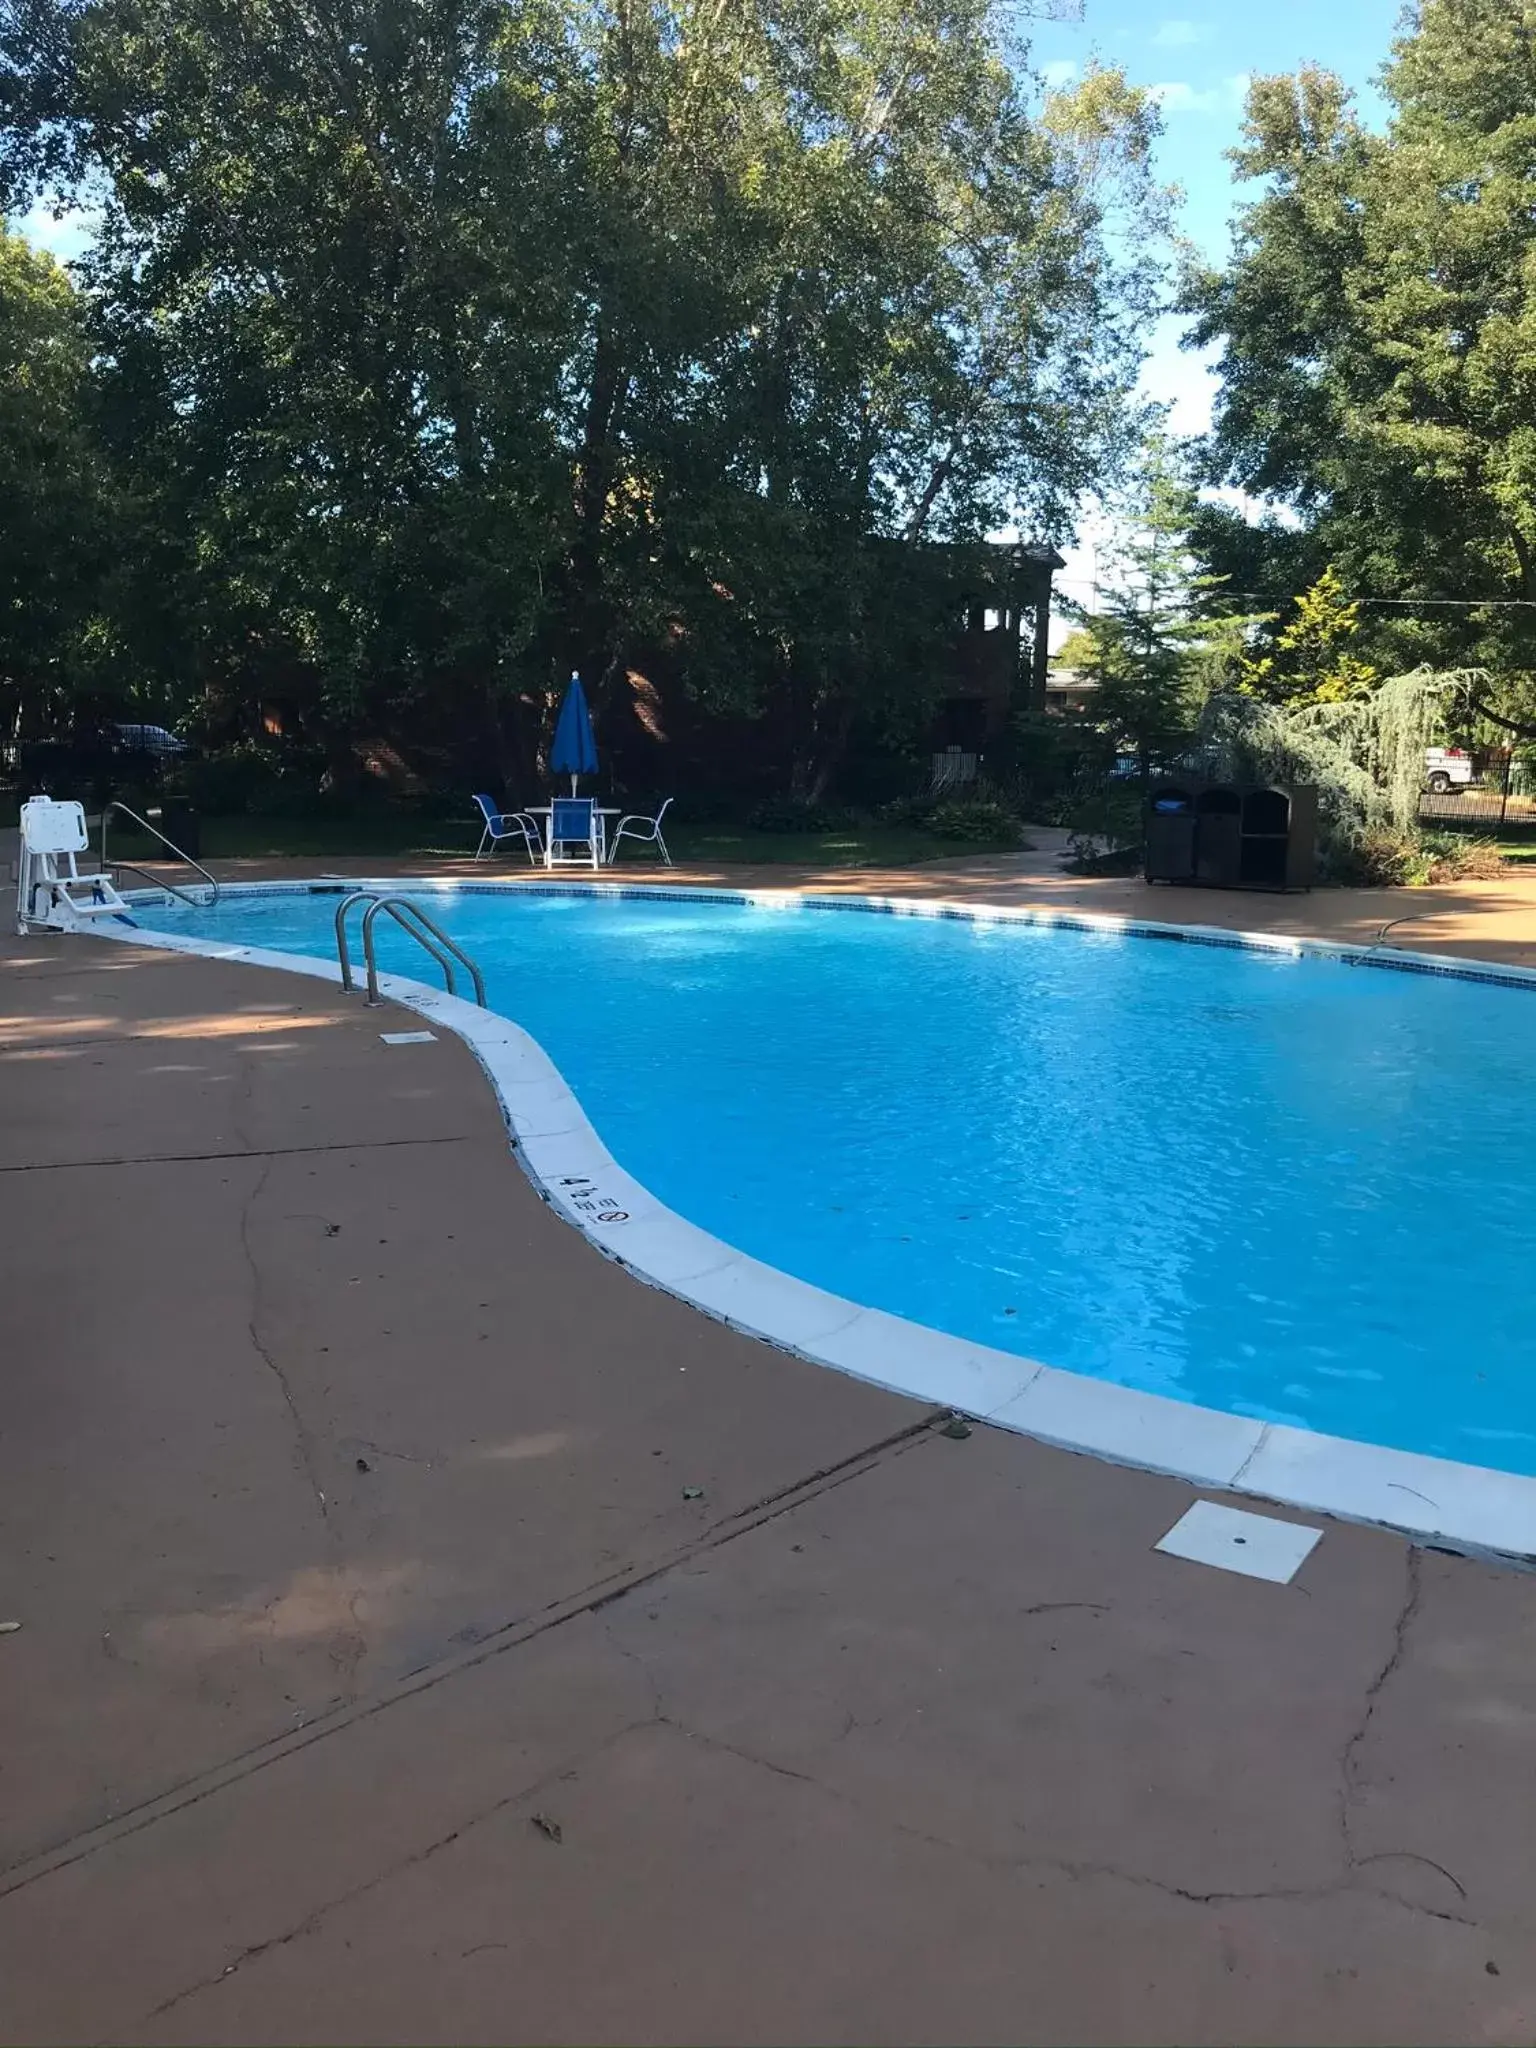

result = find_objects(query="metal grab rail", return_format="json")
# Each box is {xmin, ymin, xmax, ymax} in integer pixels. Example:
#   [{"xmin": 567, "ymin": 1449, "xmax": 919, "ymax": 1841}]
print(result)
[
  {"xmin": 99, "ymin": 801, "xmax": 221, "ymax": 905},
  {"xmin": 333, "ymin": 890, "xmax": 487, "ymax": 1008}
]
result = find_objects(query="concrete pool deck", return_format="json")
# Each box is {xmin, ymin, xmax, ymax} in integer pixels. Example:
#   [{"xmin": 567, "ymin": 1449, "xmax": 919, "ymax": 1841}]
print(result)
[{"xmin": 4, "ymin": 870, "xmax": 1536, "ymax": 2043}]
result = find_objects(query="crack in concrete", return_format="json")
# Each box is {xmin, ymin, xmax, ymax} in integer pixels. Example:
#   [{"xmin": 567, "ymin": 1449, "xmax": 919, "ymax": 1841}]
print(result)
[
  {"xmin": 662, "ymin": 1717, "xmax": 1481, "ymax": 1934},
  {"xmin": 1, "ymin": 1413, "xmax": 936, "ymax": 1899},
  {"xmin": 1228, "ymin": 1422, "xmax": 1272, "ymax": 1488},
  {"xmin": 131, "ymin": 1717, "xmax": 655, "ymax": 2030},
  {"xmin": 601, "ymin": 1616, "xmax": 666, "ymax": 1722},
  {"xmin": 237, "ymin": 1155, "xmax": 331, "ymax": 1531},
  {"xmin": 981, "ymin": 1362, "xmax": 1046, "ymax": 1422},
  {"xmin": 0, "ymin": 1134, "xmax": 474, "ymax": 1175},
  {"xmin": 1339, "ymin": 1546, "xmax": 1423, "ymax": 1869},
  {"xmin": 232, "ymin": 1127, "xmax": 374, "ymax": 1701},
  {"xmin": 1354, "ymin": 1848, "xmax": 1468, "ymax": 1902}
]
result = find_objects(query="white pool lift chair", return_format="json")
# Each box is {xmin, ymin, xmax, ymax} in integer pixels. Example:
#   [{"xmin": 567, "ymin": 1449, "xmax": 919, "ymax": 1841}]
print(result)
[{"xmin": 16, "ymin": 797, "xmax": 131, "ymax": 932}]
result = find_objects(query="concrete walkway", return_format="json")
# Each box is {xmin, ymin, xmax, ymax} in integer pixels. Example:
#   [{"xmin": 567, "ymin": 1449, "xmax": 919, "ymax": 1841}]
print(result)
[{"xmin": 2, "ymin": 914, "xmax": 1536, "ymax": 2044}]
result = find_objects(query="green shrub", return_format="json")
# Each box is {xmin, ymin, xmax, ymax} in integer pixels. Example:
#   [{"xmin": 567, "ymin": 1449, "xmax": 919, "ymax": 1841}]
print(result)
[
  {"xmin": 1420, "ymin": 831, "xmax": 1505, "ymax": 882},
  {"xmin": 1323, "ymin": 827, "xmax": 1506, "ymax": 887},
  {"xmin": 173, "ymin": 743, "xmax": 290, "ymax": 815},
  {"xmin": 928, "ymin": 797, "xmax": 1022, "ymax": 844},
  {"xmin": 875, "ymin": 793, "xmax": 941, "ymax": 828},
  {"xmin": 1061, "ymin": 782, "xmax": 1142, "ymax": 848},
  {"xmin": 171, "ymin": 740, "xmax": 343, "ymax": 817},
  {"xmin": 1322, "ymin": 827, "xmax": 1429, "ymax": 886}
]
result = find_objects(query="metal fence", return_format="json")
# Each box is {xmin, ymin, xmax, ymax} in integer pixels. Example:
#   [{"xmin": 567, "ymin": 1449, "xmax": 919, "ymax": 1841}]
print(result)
[
  {"xmin": 1417, "ymin": 752, "xmax": 1534, "ymax": 832},
  {"xmin": 929, "ymin": 748, "xmax": 982, "ymax": 792}
]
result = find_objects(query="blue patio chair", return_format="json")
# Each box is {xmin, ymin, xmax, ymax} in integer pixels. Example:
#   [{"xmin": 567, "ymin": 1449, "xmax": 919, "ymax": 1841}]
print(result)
[
  {"xmin": 607, "ymin": 796, "xmax": 674, "ymax": 866},
  {"xmin": 473, "ymin": 793, "xmax": 541, "ymax": 865},
  {"xmin": 546, "ymin": 795, "xmax": 600, "ymax": 869}
]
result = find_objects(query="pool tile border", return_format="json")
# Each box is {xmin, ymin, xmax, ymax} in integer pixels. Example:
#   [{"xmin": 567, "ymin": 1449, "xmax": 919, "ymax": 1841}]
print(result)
[{"xmin": 87, "ymin": 875, "xmax": 1536, "ymax": 1563}]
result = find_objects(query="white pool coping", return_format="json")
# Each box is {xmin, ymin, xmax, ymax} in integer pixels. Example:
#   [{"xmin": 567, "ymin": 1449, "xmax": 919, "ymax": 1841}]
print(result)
[{"xmin": 80, "ymin": 874, "xmax": 1536, "ymax": 1564}]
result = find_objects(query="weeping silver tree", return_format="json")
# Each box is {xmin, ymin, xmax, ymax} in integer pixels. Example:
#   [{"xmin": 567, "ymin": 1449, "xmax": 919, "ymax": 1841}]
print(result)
[{"xmin": 1200, "ymin": 666, "xmax": 1459, "ymax": 847}]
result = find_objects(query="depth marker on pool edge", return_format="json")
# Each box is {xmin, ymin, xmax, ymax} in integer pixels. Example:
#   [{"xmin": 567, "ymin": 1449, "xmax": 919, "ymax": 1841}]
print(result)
[{"xmin": 1156, "ymin": 1501, "xmax": 1323, "ymax": 1584}]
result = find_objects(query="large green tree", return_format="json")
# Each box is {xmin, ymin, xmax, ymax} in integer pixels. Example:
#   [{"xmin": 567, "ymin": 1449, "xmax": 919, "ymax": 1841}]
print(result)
[
  {"xmin": 0, "ymin": 223, "xmax": 106, "ymax": 752},
  {"xmin": 1187, "ymin": 0, "xmax": 1536, "ymax": 709},
  {"xmin": 2, "ymin": 0, "xmax": 1171, "ymax": 794}
]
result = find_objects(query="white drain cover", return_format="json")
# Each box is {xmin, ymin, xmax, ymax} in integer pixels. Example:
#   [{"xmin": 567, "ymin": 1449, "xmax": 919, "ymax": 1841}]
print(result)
[
  {"xmin": 379, "ymin": 1031, "xmax": 438, "ymax": 1045},
  {"xmin": 1156, "ymin": 1500, "xmax": 1323, "ymax": 1584}
]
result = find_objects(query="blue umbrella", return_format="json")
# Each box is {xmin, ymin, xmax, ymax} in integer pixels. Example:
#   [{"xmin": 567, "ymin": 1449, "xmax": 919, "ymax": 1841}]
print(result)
[{"xmin": 550, "ymin": 670, "xmax": 599, "ymax": 794}]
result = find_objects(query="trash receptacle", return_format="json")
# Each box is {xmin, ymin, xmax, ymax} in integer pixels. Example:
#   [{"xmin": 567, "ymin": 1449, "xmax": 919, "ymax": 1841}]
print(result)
[
  {"xmin": 1145, "ymin": 786, "xmax": 1197, "ymax": 882},
  {"xmin": 1194, "ymin": 786, "xmax": 1242, "ymax": 886},
  {"xmin": 159, "ymin": 799, "xmax": 201, "ymax": 859}
]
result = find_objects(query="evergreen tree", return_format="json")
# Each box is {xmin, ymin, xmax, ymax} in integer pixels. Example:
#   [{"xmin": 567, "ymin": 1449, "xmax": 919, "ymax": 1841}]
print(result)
[
  {"xmin": 1075, "ymin": 435, "xmax": 1208, "ymax": 781},
  {"xmin": 1238, "ymin": 566, "xmax": 1380, "ymax": 704}
]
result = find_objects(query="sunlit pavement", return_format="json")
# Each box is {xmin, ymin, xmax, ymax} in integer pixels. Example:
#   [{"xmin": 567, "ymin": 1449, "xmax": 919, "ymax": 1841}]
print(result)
[{"xmin": 2, "ymin": 888, "xmax": 1535, "ymax": 2045}]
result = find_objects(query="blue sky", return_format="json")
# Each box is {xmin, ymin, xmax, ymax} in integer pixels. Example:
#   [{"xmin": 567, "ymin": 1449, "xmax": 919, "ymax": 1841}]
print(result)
[
  {"xmin": 1030, "ymin": 0, "xmax": 1401, "ymax": 438},
  {"xmin": 1023, "ymin": 0, "xmax": 1402, "ymax": 606}
]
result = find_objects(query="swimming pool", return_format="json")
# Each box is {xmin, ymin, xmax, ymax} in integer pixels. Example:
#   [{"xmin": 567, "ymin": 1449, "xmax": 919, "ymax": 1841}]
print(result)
[{"xmin": 127, "ymin": 881, "xmax": 1536, "ymax": 1490}]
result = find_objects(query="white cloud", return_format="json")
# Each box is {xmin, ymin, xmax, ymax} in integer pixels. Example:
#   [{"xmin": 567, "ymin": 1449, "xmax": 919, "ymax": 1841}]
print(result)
[
  {"xmin": 1041, "ymin": 57, "xmax": 1078, "ymax": 88},
  {"xmin": 1152, "ymin": 18, "xmax": 1204, "ymax": 46},
  {"xmin": 1149, "ymin": 73, "xmax": 1250, "ymax": 115}
]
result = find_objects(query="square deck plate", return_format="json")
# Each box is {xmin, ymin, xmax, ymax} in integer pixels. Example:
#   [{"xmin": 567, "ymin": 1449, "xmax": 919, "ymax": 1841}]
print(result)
[
  {"xmin": 1156, "ymin": 1500, "xmax": 1323, "ymax": 1584},
  {"xmin": 379, "ymin": 1031, "xmax": 438, "ymax": 1046}
]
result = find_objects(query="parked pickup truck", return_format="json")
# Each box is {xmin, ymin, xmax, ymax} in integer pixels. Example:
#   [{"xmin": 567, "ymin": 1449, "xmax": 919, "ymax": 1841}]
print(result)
[{"xmin": 1424, "ymin": 747, "xmax": 1477, "ymax": 795}]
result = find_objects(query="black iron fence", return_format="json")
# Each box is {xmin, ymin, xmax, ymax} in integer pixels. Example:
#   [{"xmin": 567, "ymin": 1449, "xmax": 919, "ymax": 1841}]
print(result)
[{"xmin": 1417, "ymin": 751, "xmax": 1533, "ymax": 832}]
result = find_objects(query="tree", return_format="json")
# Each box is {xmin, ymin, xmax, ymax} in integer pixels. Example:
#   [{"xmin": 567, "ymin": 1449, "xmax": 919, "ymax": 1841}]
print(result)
[
  {"xmin": 1, "ymin": 0, "xmax": 1174, "ymax": 797},
  {"xmin": 1073, "ymin": 434, "xmax": 1207, "ymax": 780},
  {"xmin": 0, "ymin": 224, "xmax": 106, "ymax": 752},
  {"xmin": 1237, "ymin": 566, "xmax": 1380, "ymax": 703},
  {"xmin": 1186, "ymin": 0, "xmax": 1536, "ymax": 699}
]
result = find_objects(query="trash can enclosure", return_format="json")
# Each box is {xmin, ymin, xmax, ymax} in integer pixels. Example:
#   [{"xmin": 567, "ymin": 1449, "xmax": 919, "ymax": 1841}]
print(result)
[
  {"xmin": 1194, "ymin": 786, "xmax": 1242, "ymax": 887},
  {"xmin": 1145, "ymin": 787, "xmax": 1197, "ymax": 883},
  {"xmin": 1145, "ymin": 781, "xmax": 1316, "ymax": 891}
]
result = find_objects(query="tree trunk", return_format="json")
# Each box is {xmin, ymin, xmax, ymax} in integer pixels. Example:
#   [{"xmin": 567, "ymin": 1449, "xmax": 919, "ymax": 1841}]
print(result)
[{"xmin": 566, "ymin": 306, "xmax": 626, "ymax": 675}]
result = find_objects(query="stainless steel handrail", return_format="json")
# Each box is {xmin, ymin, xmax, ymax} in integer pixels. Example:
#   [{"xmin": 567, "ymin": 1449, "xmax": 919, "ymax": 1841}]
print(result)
[
  {"xmin": 107, "ymin": 860, "xmax": 204, "ymax": 908},
  {"xmin": 336, "ymin": 890, "xmax": 449, "ymax": 995},
  {"xmin": 333, "ymin": 890, "xmax": 487, "ymax": 1008},
  {"xmin": 362, "ymin": 898, "xmax": 480, "ymax": 1007},
  {"xmin": 334, "ymin": 889, "xmax": 378, "ymax": 991},
  {"xmin": 99, "ymin": 801, "xmax": 221, "ymax": 903}
]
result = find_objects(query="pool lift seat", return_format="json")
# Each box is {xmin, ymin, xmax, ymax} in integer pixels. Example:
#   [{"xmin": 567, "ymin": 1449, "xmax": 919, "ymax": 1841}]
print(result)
[{"xmin": 15, "ymin": 797, "xmax": 131, "ymax": 933}]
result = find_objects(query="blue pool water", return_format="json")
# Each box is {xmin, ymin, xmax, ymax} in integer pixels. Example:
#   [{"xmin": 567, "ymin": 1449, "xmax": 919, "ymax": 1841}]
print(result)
[{"xmin": 138, "ymin": 887, "xmax": 1536, "ymax": 1474}]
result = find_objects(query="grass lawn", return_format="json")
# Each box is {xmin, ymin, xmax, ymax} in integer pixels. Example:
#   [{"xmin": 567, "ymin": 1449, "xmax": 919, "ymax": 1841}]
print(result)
[{"xmin": 106, "ymin": 811, "xmax": 1023, "ymax": 870}]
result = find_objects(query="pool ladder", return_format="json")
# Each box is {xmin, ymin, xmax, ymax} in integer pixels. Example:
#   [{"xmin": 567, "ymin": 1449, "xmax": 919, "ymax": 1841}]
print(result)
[
  {"xmin": 99, "ymin": 801, "xmax": 221, "ymax": 908},
  {"xmin": 334, "ymin": 891, "xmax": 487, "ymax": 1008}
]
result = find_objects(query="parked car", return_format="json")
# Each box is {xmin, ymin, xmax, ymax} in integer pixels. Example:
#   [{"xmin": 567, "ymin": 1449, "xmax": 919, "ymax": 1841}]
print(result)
[
  {"xmin": 1424, "ymin": 746, "xmax": 1477, "ymax": 795},
  {"xmin": 16, "ymin": 721, "xmax": 192, "ymax": 803},
  {"xmin": 109, "ymin": 722, "xmax": 188, "ymax": 758}
]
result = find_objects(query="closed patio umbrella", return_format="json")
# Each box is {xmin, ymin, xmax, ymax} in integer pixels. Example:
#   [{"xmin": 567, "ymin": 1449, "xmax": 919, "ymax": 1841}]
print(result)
[{"xmin": 551, "ymin": 671, "xmax": 598, "ymax": 794}]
